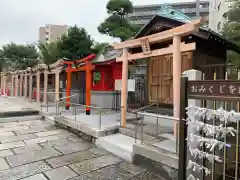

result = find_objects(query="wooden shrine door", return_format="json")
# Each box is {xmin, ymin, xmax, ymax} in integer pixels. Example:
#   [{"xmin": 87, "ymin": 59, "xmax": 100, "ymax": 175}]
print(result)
[{"xmin": 148, "ymin": 53, "xmax": 192, "ymax": 105}]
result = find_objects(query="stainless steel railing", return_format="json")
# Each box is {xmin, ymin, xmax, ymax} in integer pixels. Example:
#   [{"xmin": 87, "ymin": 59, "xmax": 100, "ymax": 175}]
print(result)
[
  {"xmin": 40, "ymin": 92, "xmax": 78, "ymax": 114},
  {"xmin": 55, "ymin": 101, "xmax": 123, "ymax": 130},
  {"xmin": 129, "ymin": 103, "xmax": 157, "ymax": 144},
  {"xmin": 136, "ymin": 111, "xmax": 180, "ymax": 153}
]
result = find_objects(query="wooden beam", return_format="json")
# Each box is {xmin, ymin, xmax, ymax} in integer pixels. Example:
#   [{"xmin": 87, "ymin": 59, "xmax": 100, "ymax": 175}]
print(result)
[
  {"xmin": 116, "ymin": 42, "xmax": 196, "ymax": 62},
  {"xmin": 113, "ymin": 18, "xmax": 204, "ymax": 50}
]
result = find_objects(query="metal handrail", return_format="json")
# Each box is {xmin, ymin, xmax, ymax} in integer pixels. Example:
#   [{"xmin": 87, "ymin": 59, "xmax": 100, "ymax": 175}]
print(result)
[
  {"xmin": 131, "ymin": 103, "xmax": 158, "ymax": 144},
  {"xmin": 54, "ymin": 94, "xmax": 78, "ymax": 102},
  {"xmin": 55, "ymin": 101, "xmax": 123, "ymax": 130},
  {"xmin": 136, "ymin": 110, "xmax": 180, "ymax": 153},
  {"xmin": 131, "ymin": 103, "xmax": 158, "ymax": 114}
]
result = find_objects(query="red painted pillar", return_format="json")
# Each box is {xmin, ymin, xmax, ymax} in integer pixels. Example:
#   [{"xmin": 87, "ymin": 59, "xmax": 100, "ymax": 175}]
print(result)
[
  {"xmin": 66, "ymin": 65, "xmax": 72, "ymax": 110},
  {"xmin": 86, "ymin": 62, "xmax": 91, "ymax": 115}
]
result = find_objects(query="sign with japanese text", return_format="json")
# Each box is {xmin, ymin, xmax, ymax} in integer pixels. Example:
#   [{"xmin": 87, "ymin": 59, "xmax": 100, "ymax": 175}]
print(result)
[{"xmin": 187, "ymin": 80, "xmax": 240, "ymax": 101}]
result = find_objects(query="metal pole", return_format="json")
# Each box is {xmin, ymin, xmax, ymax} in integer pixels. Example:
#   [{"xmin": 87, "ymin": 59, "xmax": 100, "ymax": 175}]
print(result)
[
  {"xmin": 141, "ymin": 115, "xmax": 143, "ymax": 144},
  {"xmin": 99, "ymin": 108, "xmax": 102, "ymax": 130},
  {"xmin": 74, "ymin": 104, "xmax": 77, "ymax": 121},
  {"xmin": 178, "ymin": 76, "xmax": 188, "ymax": 180},
  {"xmin": 135, "ymin": 112, "xmax": 138, "ymax": 143}
]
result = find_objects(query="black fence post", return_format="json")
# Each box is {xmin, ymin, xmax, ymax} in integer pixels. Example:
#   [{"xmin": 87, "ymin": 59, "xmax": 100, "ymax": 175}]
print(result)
[{"xmin": 178, "ymin": 76, "xmax": 188, "ymax": 180}]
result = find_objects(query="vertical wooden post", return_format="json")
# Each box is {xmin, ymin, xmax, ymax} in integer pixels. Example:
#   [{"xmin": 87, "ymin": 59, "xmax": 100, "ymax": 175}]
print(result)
[
  {"xmin": 3, "ymin": 74, "xmax": 7, "ymax": 95},
  {"xmin": 15, "ymin": 74, "xmax": 19, "ymax": 96},
  {"xmin": 0, "ymin": 72, "xmax": 3, "ymax": 94},
  {"xmin": 20, "ymin": 72, "xmax": 23, "ymax": 96},
  {"xmin": 178, "ymin": 76, "xmax": 188, "ymax": 180},
  {"xmin": 55, "ymin": 70, "xmax": 60, "ymax": 102},
  {"xmin": 11, "ymin": 74, "xmax": 14, "ymax": 96},
  {"xmin": 86, "ymin": 62, "xmax": 92, "ymax": 115},
  {"xmin": 24, "ymin": 71, "xmax": 28, "ymax": 98},
  {"xmin": 66, "ymin": 66, "xmax": 72, "ymax": 110},
  {"xmin": 44, "ymin": 70, "xmax": 48, "ymax": 105},
  {"xmin": 121, "ymin": 48, "xmax": 129, "ymax": 127},
  {"xmin": 173, "ymin": 35, "xmax": 181, "ymax": 137},
  {"xmin": 29, "ymin": 74, "xmax": 33, "ymax": 100},
  {"xmin": 36, "ymin": 71, "xmax": 40, "ymax": 103}
]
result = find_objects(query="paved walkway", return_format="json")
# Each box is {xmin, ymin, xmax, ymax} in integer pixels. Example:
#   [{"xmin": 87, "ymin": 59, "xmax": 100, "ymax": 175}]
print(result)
[{"xmin": 0, "ymin": 118, "xmax": 163, "ymax": 180}]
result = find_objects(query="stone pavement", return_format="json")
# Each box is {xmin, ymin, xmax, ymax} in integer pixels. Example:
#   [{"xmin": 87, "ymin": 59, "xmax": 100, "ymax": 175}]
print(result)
[{"xmin": 0, "ymin": 118, "xmax": 163, "ymax": 180}]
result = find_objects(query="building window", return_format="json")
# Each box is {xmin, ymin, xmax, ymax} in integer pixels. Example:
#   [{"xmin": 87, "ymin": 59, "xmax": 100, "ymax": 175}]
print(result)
[
  {"xmin": 217, "ymin": 22, "xmax": 221, "ymax": 30},
  {"xmin": 93, "ymin": 72, "xmax": 101, "ymax": 85}
]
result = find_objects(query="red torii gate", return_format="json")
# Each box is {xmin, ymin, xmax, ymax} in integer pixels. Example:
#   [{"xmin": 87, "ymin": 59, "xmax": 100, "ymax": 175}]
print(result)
[{"xmin": 64, "ymin": 54, "xmax": 96, "ymax": 115}]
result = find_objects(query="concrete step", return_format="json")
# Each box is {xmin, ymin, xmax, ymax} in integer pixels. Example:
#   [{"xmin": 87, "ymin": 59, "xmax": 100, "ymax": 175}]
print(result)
[
  {"xmin": 119, "ymin": 127, "xmax": 160, "ymax": 143},
  {"xmin": 0, "ymin": 109, "xmax": 39, "ymax": 118},
  {"xmin": 95, "ymin": 133, "xmax": 140, "ymax": 162}
]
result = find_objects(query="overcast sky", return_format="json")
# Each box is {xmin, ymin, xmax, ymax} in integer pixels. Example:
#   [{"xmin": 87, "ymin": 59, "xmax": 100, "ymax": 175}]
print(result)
[{"xmin": 0, "ymin": 0, "xmax": 195, "ymax": 46}]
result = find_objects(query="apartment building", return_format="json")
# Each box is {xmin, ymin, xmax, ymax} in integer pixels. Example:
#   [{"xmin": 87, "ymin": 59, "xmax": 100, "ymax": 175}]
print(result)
[
  {"xmin": 128, "ymin": 1, "xmax": 209, "ymax": 26},
  {"xmin": 209, "ymin": 0, "xmax": 232, "ymax": 33},
  {"xmin": 39, "ymin": 24, "xmax": 68, "ymax": 43}
]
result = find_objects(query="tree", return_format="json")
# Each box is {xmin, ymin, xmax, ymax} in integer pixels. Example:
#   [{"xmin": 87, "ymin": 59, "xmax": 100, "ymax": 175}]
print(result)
[
  {"xmin": 0, "ymin": 43, "xmax": 39, "ymax": 70},
  {"xmin": 222, "ymin": 0, "xmax": 240, "ymax": 67},
  {"xmin": 0, "ymin": 49, "xmax": 3, "ymax": 72},
  {"xmin": 98, "ymin": 0, "xmax": 141, "ymax": 41},
  {"xmin": 38, "ymin": 41, "xmax": 61, "ymax": 65},
  {"xmin": 58, "ymin": 26, "xmax": 95, "ymax": 60}
]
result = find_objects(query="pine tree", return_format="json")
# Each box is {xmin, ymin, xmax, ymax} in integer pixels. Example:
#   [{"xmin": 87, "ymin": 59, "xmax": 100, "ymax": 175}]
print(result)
[{"xmin": 222, "ymin": 0, "xmax": 240, "ymax": 67}]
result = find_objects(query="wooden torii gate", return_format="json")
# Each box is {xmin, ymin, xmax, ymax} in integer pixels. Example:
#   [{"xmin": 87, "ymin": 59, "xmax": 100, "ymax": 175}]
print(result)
[
  {"xmin": 64, "ymin": 54, "xmax": 96, "ymax": 115},
  {"xmin": 113, "ymin": 18, "xmax": 205, "ymax": 133}
]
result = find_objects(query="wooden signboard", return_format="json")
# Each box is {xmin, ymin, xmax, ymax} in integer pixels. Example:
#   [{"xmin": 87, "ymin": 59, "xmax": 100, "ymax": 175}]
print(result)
[{"xmin": 187, "ymin": 80, "xmax": 240, "ymax": 101}]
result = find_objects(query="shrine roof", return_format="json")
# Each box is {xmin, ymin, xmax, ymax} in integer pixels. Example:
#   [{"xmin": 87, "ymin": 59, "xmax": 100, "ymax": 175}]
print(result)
[
  {"xmin": 91, "ymin": 46, "xmax": 122, "ymax": 64},
  {"xmin": 134, "ymin": 8, "xmax": 240, "ymax": 54},
  {"xmin": 155, "ymin": 5, "xmax": 192, "ymax": 23}
]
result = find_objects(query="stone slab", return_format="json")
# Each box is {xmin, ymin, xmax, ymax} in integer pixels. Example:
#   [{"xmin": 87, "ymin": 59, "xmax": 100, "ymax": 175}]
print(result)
[
  {"xmin": 0, "ymin": 134, "xmax": 37, "ymax": 143},
  {"xmin": 69, "ymin": 165, "xmax": 133, "ymax": 180},
  {"xmin": 44, "ymin": 166, "xmax": 77, "ymax": 180},
  {"xmin": 43, "ymin": 135, "xmax": 63, "ymax": 142},
  {"xmin": 35, "ymin": 130, "xmax": 66, "ymax": 137},
  {"xmin": 24, "ymin": 135, "xmax": 62, "ymax": 145},
  {"xmin": 0, "ymin": 158, "xmax": 9, "ymax": 170},
  {"xmin": 118, "ymin": 162, "xmax": 145, "ymax": 175},
  {"xmin": 0, "ymin": 141, "xmax": 25, "ymax": 151},
  {"xmin": 0, "ymin": 126, "xmax": 29, "ymax": 133},
  {"xmin": 130, "ymin": 172, "xmax": 164, "ymax": 180},
  {"xmin": 46, "ymin": 150, "xmax": 98, "ymax": 168},
  {"xmin": 0, "ymin": 161, "xmax": 51, "ymax": 180},
  {"xmin": 24, "ymin": 137, "xmax": 46, "ymax": 145},
  {"xmin": 6, "ymin": 147, "xmax": 61, "ymax": 167},
  {"xmin": 67, "ymin": 136, "xmax": 84, "ymax": 143},
  {"xmin": 21, "ymin": 174, "xmax": 47, "ymax": 180},
  {"xmin": 0, "ymin": 131, "xmax": 15, "ymax": 137},
  {"xmin": 12, "ymin": 144, "xmax": 42, "ymax": 154},
  {"xmin": 53, "ymin": 142, "xmax": 92, "ymax": 154},
  {"xmin": 69, "ymin": 154, "xmax": 122, "ymax": 174},
  {"xmin": 40, "ymin": 139, "xmax": 73, "ymax": 148},
  {"xmin": 89, "ymin": 147, "xmax": 109, "ymax": 156},
  {"xmin": 0, "ymin": 149, "xmax": 14, "ymax": 157},
  {"xmin": 14, "ymin": 128, "xmax": 47, "ymax": 135},
  {"xmin": 18, "ymin": 120, "xmax": 44, "ymax": 126}
]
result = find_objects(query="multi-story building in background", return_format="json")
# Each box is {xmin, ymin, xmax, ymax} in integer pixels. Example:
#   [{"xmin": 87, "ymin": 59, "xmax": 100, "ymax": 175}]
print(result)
[
  {"xmin": 128, "ymin": 1, "xmax": 209, "ymax": 26},
  {"xmin": 39, "ymin": 24, "xmax": 68, "ymax": 43},
  {"xmin": 209, "ymin": 0, "xmax": 232, "ymax": 33}
]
